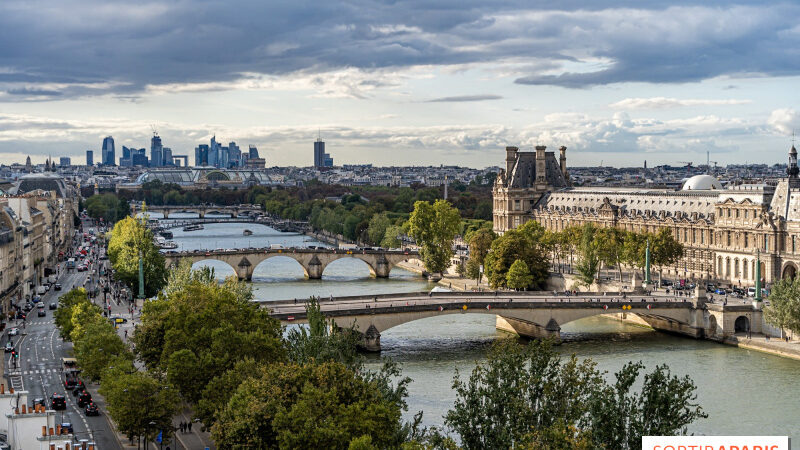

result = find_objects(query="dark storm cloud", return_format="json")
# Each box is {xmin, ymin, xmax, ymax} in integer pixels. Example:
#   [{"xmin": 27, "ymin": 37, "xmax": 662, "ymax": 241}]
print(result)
[
  {"xmin": 0, "ymin": 0, "xmax": 796, "ymax": 97},
  {"xmin": 427, "ymin": 94, "xmax": 503, "ymax": 102}
]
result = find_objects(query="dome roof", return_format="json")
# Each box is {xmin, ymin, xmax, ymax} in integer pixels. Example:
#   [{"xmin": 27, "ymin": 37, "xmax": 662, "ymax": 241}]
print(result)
[{"xmin": 682, "ymin": 174, "xmax": 722, "ymax": 191}]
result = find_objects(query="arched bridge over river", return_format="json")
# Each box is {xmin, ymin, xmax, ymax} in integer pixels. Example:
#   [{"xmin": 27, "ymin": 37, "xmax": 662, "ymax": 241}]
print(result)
[
  {"xmin": 133, "ymin": 204, "xmax": 262, "ymax": 219},
  {"xmin": 268, "ymin": 290, "xmax": 762, "ymax": 351},
  {"xmin": 164, "ymin": 247, "xmax": 419, "ymax": 280}
]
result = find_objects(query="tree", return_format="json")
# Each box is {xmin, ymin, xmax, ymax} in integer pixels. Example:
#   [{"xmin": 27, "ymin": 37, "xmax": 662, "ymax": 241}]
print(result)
[
  {"xmin": 284, "ymin": 297, "xmax": 362, "ymax": 370},
  {"xmin": 131, "ymin": 275, "xmax": 285, "ymax": 404},
  {"xmin": 574, "ymin": 224, "xmax": 601, "ymax": 286},
  {"xmin": 443, "ymin": 340, "xmax": 706, "ymax": 450},
  {"xmin": 764, "ymin": 276, "xmax": 800, "ymax": 337},
  {"xmin": 212, "ymin": 362, "xmax": 405, "ymax": 450},
  {"xmin": 506, "ymin": 259, "xmax": 533, "ymax": 290},
  {"xmin": 54, "ymin": 288, "xmax": 90, "ymax": 340},
  {"xmin": 367, "ymin": 213, "xmax": 391, "ymax": 246},
  {"xmin": 407, "ymin": 200, "xmax": 461, "ymax": 274},
  {"xmin": 100, "ymin": 368, "xmax": 181, "ymax": 445},
  {"xmin": 596, "ymin": 227, "xmax": 626, "ymax": 281},
  {"xmin": 107, "ymin": 216, "xmax": 166, "ymax": 297},
  {"xmin": 380, "ymin": 225, "xmax": 403, "ymax": 248},
  {"xmin": 444, "ymin": 340, "xmax": 604, "ymax": 449},
  {"xmin": 483, "ymin": 223, "xmax": 549, "ymax": 289},
  {"xmin": 651, "ymin": 228, "xmax": 684, "ymax": 279},
  {"xmin": 468, "ymin": 228, "xmax": 495, "ymax": 267},
  {"xmin": 587, "ymin": 362, "xmax": 707, "ymax": 449},
  {"xmin": 73, "ymin": 322, "xmax": 132, "ymax": 381}
]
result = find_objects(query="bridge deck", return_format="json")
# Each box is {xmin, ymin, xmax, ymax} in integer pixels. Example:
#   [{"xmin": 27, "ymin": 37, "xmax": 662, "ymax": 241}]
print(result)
[{"xmin": 268, "ymin": 293, "xmax": 694, "ymax": 321}]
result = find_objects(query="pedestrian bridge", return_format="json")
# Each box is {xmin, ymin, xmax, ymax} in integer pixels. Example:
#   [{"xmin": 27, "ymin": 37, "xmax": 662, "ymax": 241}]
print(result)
[
  {"xmin": 132, "ymin": 203, "xmax": 262, "ymax": 219},
  {"xmin": 267, "ymin": 291, "xmax": 762, "ymax": 351},
  {"xmin": 163, "ymin": 247, "xmax": 419, "ymax": 280}
]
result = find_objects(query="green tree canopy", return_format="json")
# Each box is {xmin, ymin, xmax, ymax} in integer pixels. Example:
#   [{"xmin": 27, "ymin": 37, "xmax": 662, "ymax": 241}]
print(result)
[
  {"xmin": 212, "ymin": 362, "xmax": 406, "ymax": 450},
  {"xmin": 408, "ymin": 200, "xmax": 461, "ymax": 274},
  {"xmin": 367, "ymin": 213, "xmax": 391, "ymax": 246},
  {"xmin": 107, "ymin": 216, "xmax": 166, "ymax": 297},
  {"xmin": 483, "ymin": 222, "xmax": 550, "ymax": 289},
  {"xmin": 54, "ymin": 288, "xmax": 90, "ymax": 340},
  {"xmin": 764, "ymin": 276, "xmax": 800, "ymax": 336},
  {"xmin": 441, "ymin": 339, "xmax": 706, "ymax": 450},
  {"xmin": 506, "ymin": 259, "xmax": 534, "ymax": 290}
]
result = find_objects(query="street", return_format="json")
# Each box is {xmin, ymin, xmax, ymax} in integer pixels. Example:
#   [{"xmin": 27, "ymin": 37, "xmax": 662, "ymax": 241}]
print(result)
[{"xmin": 5, "ymin": 251, "xmax": 122, "ymax": 449}]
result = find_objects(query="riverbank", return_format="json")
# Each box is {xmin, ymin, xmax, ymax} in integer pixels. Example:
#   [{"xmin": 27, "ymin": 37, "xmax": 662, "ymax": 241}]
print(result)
[
  {"xmin": 723, "ymin": 334, "xmax": 800, "ymax": 361},
  {"xmin": 395, "ymin": 260, "xmax": 488, "ymax": 292}
]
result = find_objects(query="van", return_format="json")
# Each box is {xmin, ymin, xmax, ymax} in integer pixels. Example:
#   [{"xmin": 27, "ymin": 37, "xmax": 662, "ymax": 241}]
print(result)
[
  {"xmin": 747, "ymin": 287, "xmax": 756, "ymax": 297},
  {"xmin": 269, "ymin": 244, "xmax": 284, "ymax": 250},
  {"xmin": 66, "ymin": 258, "xmax": 76, "ymax": 269},
  {"xmin": 35, "ymin": 285, "xmax": 47, "ymax": 295}
]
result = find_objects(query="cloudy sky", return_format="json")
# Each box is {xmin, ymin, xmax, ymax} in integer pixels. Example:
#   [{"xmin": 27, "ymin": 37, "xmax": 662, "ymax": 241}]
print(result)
[{"xmin": 2, "ymin": 0, "xmax": 800, "ymax": 168}]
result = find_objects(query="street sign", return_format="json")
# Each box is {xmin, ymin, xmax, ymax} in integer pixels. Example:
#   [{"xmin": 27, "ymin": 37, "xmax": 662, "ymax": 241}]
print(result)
[{"xmin": 156, "ymin": 430, "xmax": 162, "ymax": 443}]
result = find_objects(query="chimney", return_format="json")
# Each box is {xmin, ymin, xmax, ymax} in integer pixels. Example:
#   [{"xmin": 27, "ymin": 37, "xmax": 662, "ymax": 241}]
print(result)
[
  {"xmin": 559, "ymin": 146, "xmax": 568, "ymax": 181},
  {"xmin": 49, "ymin": 427, "xmax": 54, "ymax": 436},
  {"xmin": 42, "ymin": 426, "xmax": 46, "ymax": 436},
  {"xmin": 535, "ymin": 145, "xmax": 547, "ymax": 185},
  {"xmin": 505, "ymin": 146, "xmax": 518, "ymax": 176},
  {"xmin": 57, "ymin": 425, "xmax": 62, "ymax": 435}
]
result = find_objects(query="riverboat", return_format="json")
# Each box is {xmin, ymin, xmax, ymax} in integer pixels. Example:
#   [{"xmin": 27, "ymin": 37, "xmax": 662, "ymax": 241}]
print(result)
[
  {"xmin": 243, "ymin": 229, "xmax": 253, "ymax": 236},
  {"xmin": 183, "ymin": 224, "xmax": 204, "ymax": 232}
]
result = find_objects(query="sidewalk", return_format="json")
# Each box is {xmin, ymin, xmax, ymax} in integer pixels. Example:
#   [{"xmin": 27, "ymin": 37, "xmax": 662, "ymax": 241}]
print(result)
[
  {"xmin": 727, "ymin": 333, "xmax": 800, "ymax": 361},
  {"xmin": 91, "ymin": 262, "xmax": 216, "ymax": 450}
]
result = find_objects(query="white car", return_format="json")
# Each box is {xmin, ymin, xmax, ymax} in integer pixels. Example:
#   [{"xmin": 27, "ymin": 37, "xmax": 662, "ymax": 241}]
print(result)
[{"xmin": 8, "ymin": 328, "xmax": 19, "ymax": 336}]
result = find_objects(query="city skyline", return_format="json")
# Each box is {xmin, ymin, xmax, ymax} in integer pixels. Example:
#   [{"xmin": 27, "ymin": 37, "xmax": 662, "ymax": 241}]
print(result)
[{"xmin": 1, "ymin": 1, "xmax": 800, "ymax": 168}]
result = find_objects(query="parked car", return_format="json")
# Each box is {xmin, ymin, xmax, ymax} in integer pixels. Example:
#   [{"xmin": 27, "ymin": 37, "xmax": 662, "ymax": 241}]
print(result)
[
  {"xmin": 37, "ymin": 309, "xmax": 45, "ymax": 317},
  {"xmin": 54, "ymin": 283, "xmax": 61, "ymax": 291},
  {"xmin": 59, "ymin": 422, "xmax": 73, "ymax": 434}
]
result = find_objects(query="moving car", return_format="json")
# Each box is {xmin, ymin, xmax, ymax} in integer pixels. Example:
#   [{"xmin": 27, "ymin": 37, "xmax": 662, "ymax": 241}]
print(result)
[
  {"xmin": 37, "ymin": 309, "xmax": 45, "ymax": 317},
  {"xmin": 7, "ymin": 328, "xmax": 18, "ymax": 336},
  {"xmin": 4, "ymin": 342, "xmax": 13, "ymax": 353},
  {"xmin": 77, "ymin": 392, "xmax": 92, "ymax": 408},
  {"xmin": 59, "ymin": 422, "xmax": 73, "ymax": 434},
  {"xmin": 54, "ymin": 283, "xmax": 61, "ymax": 291},
  {"xmin": 84, "ymin": 403, "xmax": 99, "ymax": 416},
  {"xmin": 50, "ymin": 394, "xmax": 66, "ymax": 410},
  {"xmin": 49, "ymin": 303, "xmax": 57, "ymax": 310}
]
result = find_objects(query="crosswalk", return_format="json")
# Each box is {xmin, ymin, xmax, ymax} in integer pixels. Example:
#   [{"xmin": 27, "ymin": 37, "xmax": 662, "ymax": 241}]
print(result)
[
  {"xmin": 8, "ymin": 368, "xmax": 60, "ymax": 375},
  {"xmin": 18, "ymin": 320, "xmax": 53, "ymax": 326},
  {"xmin": 8, "ymin": 374, "xmax": 23, "ymax": 391}
]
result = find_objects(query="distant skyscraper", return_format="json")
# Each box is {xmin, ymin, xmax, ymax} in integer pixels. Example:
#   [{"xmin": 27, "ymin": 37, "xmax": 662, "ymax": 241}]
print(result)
[
  {"xmin": 228, "ymin": 142, "xmax": 241, "ymax": 168},
  {"xmin": 248, "ymin": 145, "xmax": 259, "ymax": 159},
  {"xmin": 150, "ymin": 133, "xmax": 163, "ymax": 167},
  {"xmin": 86, "ymin": 150, "xmax": 93, "ymax": 166},
  {"xmin": 314, "ymin": 138, "xmax": 325, "ymax": 168},
  {"xmin": 195, "ymin": 144, "xmax": 209, "ymax": 166},
  {"xmin": 163, "ymin": 147, "xmax": 173, "ymax": 166},
  {"xmin": 59, "ymin": 157, "xmax": 71, "ymax": 167},
  {"xmin": 102, "ymin": 136, "xmax": 115, "ymax": 165}
]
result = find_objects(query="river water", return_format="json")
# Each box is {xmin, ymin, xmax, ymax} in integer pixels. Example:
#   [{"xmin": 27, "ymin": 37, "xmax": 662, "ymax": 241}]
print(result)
[{"xmin": 161, "ymin": 219, "xmax": 800, "ymax": 440}]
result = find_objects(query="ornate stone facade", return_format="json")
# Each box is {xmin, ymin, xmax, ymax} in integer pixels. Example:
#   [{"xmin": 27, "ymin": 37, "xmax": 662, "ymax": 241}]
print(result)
[{"xmin": 493, "ymin": 145, "xmax": 800, "ymax": 287}]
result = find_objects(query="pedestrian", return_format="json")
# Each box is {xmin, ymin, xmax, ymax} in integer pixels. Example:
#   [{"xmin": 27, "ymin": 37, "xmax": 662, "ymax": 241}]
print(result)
[
  {"xmin": 188, "ymin": 421, "xmax": 192, "ymax": 432},
  {"xmin": 124, "ymin": 330, "xmax": 128, "ymax": 339},
  {"xmin": 179, "ymin": 422, "xmax": 184, "ymax": 433}
]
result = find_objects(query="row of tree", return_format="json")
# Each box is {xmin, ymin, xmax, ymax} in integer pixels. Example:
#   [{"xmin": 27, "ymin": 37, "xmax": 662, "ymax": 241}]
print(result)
[
  {"xmin": 84, "ymin": 193, "xmax": 131, "ymax": 224},
  {"xmin": 461, "ymin": 222, "xmax": 684, "ymax": 290},
  {"xmin": 107, "ymin": 217, "xmax": 167, "ymax": 298},
  {"xmin": 54, "ymin": 288, "xmax": 180, "ymax": 444}
]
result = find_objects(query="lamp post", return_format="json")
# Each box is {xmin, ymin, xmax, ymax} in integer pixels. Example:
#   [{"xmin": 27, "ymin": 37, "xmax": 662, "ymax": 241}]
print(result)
[
  {"xmin": 643, "ymin": 238, "xmax": 652, "ymax": 288},
  {"xmin": 138, "ymin": 251, "xmax": 145, "ymax": 301},
  {"xmin": 754, "ymin": 249, "xmax": 763, "ymax": 304}
]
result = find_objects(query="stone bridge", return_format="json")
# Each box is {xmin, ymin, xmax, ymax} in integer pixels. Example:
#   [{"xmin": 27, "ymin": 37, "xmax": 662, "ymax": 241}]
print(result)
[
  {"xmin": 132, "ymin": 203, "xmax": 262, "ymax": 219},
  {"xmin": 164, "ymin": 247, "xmax": 419, "ymax": 280},
  {"xmin": 268, "ymin": 289, "xmax": 762, "ymax": 351}
]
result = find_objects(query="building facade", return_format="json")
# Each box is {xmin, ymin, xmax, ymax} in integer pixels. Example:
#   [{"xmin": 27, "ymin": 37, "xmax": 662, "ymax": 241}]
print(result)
[
  {"xmin": 493, "ymin": 144, "xmax": 800, "ymax": 287},
  {"xmin": 102, "ymin": 136, "xmax": 115, "ymax": 166}
]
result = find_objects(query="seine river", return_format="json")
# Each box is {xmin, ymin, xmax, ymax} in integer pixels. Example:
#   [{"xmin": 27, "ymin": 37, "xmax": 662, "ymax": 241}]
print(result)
[{"xmin": 161, "ymin": 219, "xmax": 800, "ymax": 440}]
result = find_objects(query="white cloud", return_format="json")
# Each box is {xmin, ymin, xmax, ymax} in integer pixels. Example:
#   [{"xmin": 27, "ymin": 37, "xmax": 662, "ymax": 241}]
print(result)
[
  {"xmin": 610, "ymin": 97, "xmax": 751, "ymax": 109},
  {"xmin": 767, "ymin": 108, "xmax": 800, "ymax": 135}
]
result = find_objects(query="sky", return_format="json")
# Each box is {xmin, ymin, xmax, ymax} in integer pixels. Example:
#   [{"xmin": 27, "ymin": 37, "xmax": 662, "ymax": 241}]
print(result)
[{"xmin": 2, "ymin": 0, "xmax": 800, "ymax": 168}]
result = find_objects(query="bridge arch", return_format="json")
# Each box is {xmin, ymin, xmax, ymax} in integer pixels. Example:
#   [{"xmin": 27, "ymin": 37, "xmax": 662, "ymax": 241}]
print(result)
[
  {"xmin": 251, "ymin": 255, "xmax": 311, "ymax": 280},
  {"xmin": 183, "ymin": 259, "xmax": 238, "ymax": 279},
  {"xmin": 734, "ymin": 316, "xmax": 750, "ymax": 333},
  {"xmin": 320, "ymin": 256, "xmax": 379, "ymax": 278}
]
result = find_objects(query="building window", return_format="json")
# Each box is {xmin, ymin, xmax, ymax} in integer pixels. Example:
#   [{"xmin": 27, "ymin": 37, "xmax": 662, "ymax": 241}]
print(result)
[
  {"xmin": 764, "ymin": 235, "xmax": 769, "ymax": 251},
  {"xmin": 743, "ymin": 260, "xmax": 748, "ymax": 280},
  {"xmin": 736, "ymin": 209, "xmax": 740, "ymax": 218},
  {"xmin": 727, "ymin": 231, "xmax": 731, "ymax": 246},
  {"xmin": 734, "ymin": 259, "xmax": 740, "ymax": 278},
  {"xmin": 727, "ymin": 208, "xmax": 731, "ymax": 217},
  {"xmin": 514, "ymin": 199, "xmax": 520, "ymax": 211},
  {"xmin": 793, "ymin": 236, "xmax": 796, "ymax": 254},
  {"xmin": 726, "ymin": 258, "xmax": 731, "ymax": 276},
  {"xmin": 701, "ymin": 230, "xmax": 705, "ymax": 244},
  {"xmin": 745, "ymin": 210, "xmax": 749, "ymax": 219}
]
